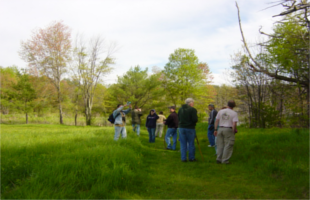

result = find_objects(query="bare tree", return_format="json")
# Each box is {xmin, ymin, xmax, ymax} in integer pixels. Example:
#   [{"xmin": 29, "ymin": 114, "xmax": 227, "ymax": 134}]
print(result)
[
  {"xmin": 71, "ymin": 35, "xmax": 115, "ymax": 125},
  {"xmin": 235, "ymin": 1, "xmax": 309, "ymax": 126},
  {"xmin": 19, "ymin": 21, "xmax": 71, "ymax": 124}
]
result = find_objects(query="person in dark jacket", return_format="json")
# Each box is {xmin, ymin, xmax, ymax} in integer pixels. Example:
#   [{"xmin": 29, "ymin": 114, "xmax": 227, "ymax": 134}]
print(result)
[
  {"xmin": 207, "ymin": 104, "xmax": 218, "ymax": 147},
  {"xmin": 178, "ymin": 98, "xmax": 198, "ymax": 162},
  {"xmin": 146, "ymin": 109, "xmax": 159, "ymax": 143},
  {"xmin": 165, "ymin": 106, "xmax": 179, "ymax": 150}
]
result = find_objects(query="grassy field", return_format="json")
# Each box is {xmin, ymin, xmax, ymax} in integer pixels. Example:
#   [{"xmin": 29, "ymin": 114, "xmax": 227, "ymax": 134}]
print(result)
[{"xmin": 1, "ymin": 123, "xmax": 309, "ymax": 199}]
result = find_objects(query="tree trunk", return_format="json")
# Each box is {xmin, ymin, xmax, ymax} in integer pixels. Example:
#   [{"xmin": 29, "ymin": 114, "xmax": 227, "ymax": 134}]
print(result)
[
  {"xmin": 85, "ymin": 107, "xmax": 91, "ymax": 126},
  {"xmin": 26, "ymin": 112, "xmax": 28, "ymax": 124},
  {"xmin": 75, "ymin": 113, "xmax": 78, "ymax": 126},
  {"xmin": 57, "ymin": 85, "xmax": 64, "ymax": 124},
  {"xmin": 59, "ymin": 103, "xmax": 63, "ymax": 124}
]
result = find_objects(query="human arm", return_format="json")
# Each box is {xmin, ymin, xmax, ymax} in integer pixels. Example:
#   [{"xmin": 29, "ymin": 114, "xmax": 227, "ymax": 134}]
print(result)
[
  {"xmin": 214, "ymin": 118, "xmax": 219, "ymax": 136},
  {"xmin": 192, "ymin": 108, "xmax": 198, "ymax": 124},
  {"xmin": 122, "ymin": 104, "xmax": 132, "ymax": 114},
  {"xmin": 164, "ymin": 115, "xmax": 170, "ymax": 126},
  {"xmin": 138, "ymin": 110, "xmax": 143, "ymax": 116},
  {"xmin": 232, "ymin": 112, "xmax": 238, "ymax": 134},
  {"xmin": 233, "ymin": 121, "xmax": 237, "ymax": 134},
  {"xmin": 211, "ymin": 110, "xmax": 218, "ymax": 124},
  {"xmin": 113, "ymin": 106, "xmax": 124, "ymax": 117}
]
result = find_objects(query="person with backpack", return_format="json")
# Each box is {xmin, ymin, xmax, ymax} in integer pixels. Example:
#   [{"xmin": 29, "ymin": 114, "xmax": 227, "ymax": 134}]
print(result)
[
  {"xmin": 131, "ymin": 106, "xmax": 143, "ymax": 136},
  {"xmin": 146, "ymin": 109, "xmax": 159, "ymax": 143},
  {"xmin": 112, "ymin": 103, "xmax": 132, "ymax": 141}
]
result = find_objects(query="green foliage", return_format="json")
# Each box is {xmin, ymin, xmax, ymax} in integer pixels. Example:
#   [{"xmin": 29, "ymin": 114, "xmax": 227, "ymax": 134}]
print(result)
[
  {"xmin": 162, "ymin": 48, "xmax": 210, "ymax": 105},
  {"xmin": 11, "ymin": 72, "xmax": 36, "ymax": 113},
  {"xmin": 162, "ymin": 48, "xmax": 214, "ymax": 119},
  {"xmin": 108, "ymin": 66, "xmax": 163, "ymax": 111},
  {"xmin": 266, "ymin": 17, "xmax": 308, "ymax": 76},
  {"xmin": 0, "ymin": 66, "xmax": 19, "ymax": 114}
]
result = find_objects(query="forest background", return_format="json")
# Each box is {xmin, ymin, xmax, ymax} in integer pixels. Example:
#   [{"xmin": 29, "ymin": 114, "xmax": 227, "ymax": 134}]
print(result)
[{"xmin": 0, "ymin": 0, "xmax": 309, "ymax": 128}]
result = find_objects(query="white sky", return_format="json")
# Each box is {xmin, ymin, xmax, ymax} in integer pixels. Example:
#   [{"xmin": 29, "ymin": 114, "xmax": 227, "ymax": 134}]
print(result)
[{"xmin": 0, "ymin": 0, "xmax": 284, "ymax": 85}]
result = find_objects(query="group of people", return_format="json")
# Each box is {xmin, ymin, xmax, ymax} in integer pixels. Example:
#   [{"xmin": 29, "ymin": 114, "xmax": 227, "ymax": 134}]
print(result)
[{"xmin": 112, "ymin": 98, "xmax": 238, "ymax": 164}]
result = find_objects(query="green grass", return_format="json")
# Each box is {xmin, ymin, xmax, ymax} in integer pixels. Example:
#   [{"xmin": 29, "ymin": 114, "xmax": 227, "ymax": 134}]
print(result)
[
  {"xmin": 1, "ymin": 123, "xmax": 309, "ymax": 199},
  {"xmin": 0, "ymin": 113, "xmax": 109, "ymax": 126}
]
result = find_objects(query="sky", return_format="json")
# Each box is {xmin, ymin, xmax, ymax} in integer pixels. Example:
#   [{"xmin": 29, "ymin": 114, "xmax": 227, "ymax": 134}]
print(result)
[{"xmin": 0, "ymin": 0, "xmax": 284, "ymax": 85}]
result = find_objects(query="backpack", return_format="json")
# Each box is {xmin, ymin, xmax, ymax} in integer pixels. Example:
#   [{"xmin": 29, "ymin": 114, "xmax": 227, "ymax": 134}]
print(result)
[{"xmin": 107, "ymin": 112, "xmax": 120, "ymax": 124}]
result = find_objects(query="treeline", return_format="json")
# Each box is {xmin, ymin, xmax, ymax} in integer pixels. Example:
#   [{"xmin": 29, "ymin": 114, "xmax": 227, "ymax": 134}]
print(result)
[
  {"xmin": 0, "ymin": 47, "xmax": 215, "ymax": 126},
  {"xmin": 1, "ymin": 1, "xmax": 309, "ymax": 128}
]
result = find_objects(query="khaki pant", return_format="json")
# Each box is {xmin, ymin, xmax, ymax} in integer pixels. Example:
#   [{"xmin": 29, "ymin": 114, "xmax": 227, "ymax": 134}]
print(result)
[
  {"xmin": 155, "ymin": 123, "xmax": 164, "ymax": 137},
  {"xmin": 216, "ymin": 127, "xmax": 235, "ymax": 164}
]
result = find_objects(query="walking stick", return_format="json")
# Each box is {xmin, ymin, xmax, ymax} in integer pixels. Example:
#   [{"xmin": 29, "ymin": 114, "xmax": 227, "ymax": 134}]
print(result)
[
  {"xmin": 163, "ymin": 124, "xmax": 166, "ymax": 149},
  {"xmin": 195, "ymin": 135, "xmax": 204, "ymax": 161}
]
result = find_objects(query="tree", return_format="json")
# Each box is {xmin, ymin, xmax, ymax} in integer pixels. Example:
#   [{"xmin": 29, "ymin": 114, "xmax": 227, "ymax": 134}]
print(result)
[
  {"xmin": 19, "ymin": 21, "xmax": 72, "ymax": 124},
  {"xmin": 108, "ymin": 66, "xmax": 163, "ymax": 111},
  {"xmin": 230, "ymin": 53, "xmax": 283, "ymax": 128},
  {"xmin": 0, "ymin": 66, "xmax": 19, "ymax": 114},
  {"xmin": 235, "ymin": 2, "xmax": 309, "ymax": 127},
  {"xmin": 11, "ymin": 71, "xmax": 36, "ymax": 124},
  {"xmin": 71, "ymin": 36, "xmax": 114, "ymax": 125},
  {"xmin": 162, "ymin": 48, "xmax": 213, "ymax": 110}
]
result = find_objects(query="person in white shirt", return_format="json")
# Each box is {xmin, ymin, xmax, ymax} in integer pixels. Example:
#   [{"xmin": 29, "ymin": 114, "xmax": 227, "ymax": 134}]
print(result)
[{"xmin": 214, "ymin": 100, "xmax": 238, "ymax": 164}]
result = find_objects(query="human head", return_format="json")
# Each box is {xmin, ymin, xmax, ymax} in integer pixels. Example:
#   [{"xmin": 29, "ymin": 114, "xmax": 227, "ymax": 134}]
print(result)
[
  {"xmin": 135, "ymin": 106, "xmax": 138, "ymax": 109},
  {"xmin": 117, "ymin": 104, "xmax": 122, "ymax": 108},
  {"xmin": 208, "ymin": 104, "xmax": 214, "ymax": 110},
  {"xmin": 227, "ymin": 100, "xmax": 236, "ymax": 109},
  {"xmin": 185, "ymin": 98, "xmax": 194, "ymax": 107},
  {"xmin": 159, "ymin": 111, "xmax": 163, "ymax": 114},
  {"xmin": 168, "ymin": 106, "xmax": 176, "ymax": 112},
  {"xmin": 150, "ymin": 109, "xmax": 155, "ymax": 115}
]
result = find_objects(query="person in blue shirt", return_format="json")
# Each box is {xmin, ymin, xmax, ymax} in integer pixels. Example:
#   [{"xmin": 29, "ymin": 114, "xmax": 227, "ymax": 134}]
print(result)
[{"xmin": 113, "ymin": 103, "xmax": 132, "ymax": 141}]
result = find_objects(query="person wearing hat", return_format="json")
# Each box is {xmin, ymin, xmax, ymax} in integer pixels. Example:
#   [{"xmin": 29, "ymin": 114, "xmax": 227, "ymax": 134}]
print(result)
[
  {"xmin": 113, "ymin": 103, "xmax": 132, "ymax": 141},
  {"xmin": 207, "ymin": 104, "xmax": 218, "ymax": 148},
  {"xmin": 146, "ymin": 109, "xmax": 159, "ymax": 143},
  {"xmin": 165, "ymin": 106, "xmax": 179, "ymax": 150}
]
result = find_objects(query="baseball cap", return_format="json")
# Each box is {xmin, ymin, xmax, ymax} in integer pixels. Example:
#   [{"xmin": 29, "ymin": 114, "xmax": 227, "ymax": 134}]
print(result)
[{"xmin": 168, "ymin": 106, "xmax": 176, "ymax": 110}]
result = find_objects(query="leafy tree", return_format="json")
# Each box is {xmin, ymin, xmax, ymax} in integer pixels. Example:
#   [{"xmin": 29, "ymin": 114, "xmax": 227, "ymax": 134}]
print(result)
[
  {"xmin": 108, "ymin": 66, "xmax": 163, "ymax": 112},
  {"xmin": 0, "ymin": 66, "xmax": 19, "ymax": 114},
  {"xmin": 11, "ymin": 71, "xmax": 36, "ymax": 124},
  {"xmin": 162, "ymin": 48, "xmax": 214, "ymax": 117},
  {"xmin": 19, "ymin": 21, "xmax": 72, "ymax": 124}
]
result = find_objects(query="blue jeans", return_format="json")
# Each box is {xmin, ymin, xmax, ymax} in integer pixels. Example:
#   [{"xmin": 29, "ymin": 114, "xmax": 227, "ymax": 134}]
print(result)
[
  {"xmin": 132, "ymin": 124, "xmax": 140, "ymax": 136},
  {"xmin": 165, "ymin": 128, "xmax": 178, "ymax": 150},
  {"xmin": 208, "ymin": 124, "xmax": 215, "ymax": 146},
  {"xmin": 179, "ymin": 128, "xmax": 196, "ymax": 161},
  {"xmin": 114, "ymin": 126, "xmax": 127, "ymax": 141},
  {"xmin": 147, "ymin": 127, "xmax": 156, "ymax": 142}
]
